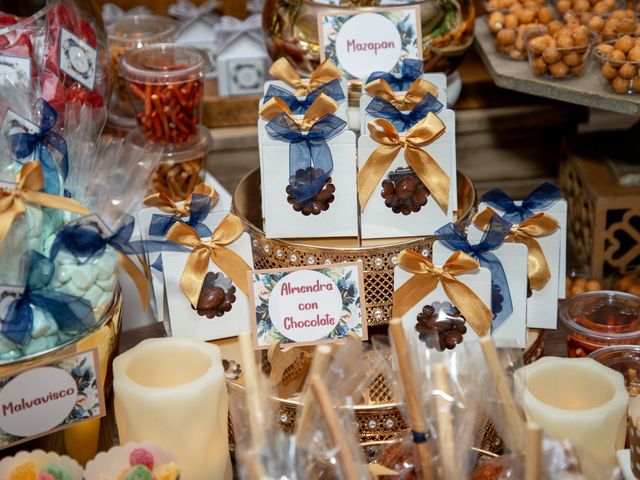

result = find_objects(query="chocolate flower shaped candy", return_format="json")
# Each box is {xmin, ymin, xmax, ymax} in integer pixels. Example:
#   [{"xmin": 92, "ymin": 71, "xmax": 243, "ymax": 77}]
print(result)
[
  {"xmin": 415, "ymin": 301, "xmax": 467, "ymax": 351},
  {"xmin": 380, "ymin": 167, "xmax": 430, "ymax": 215},
  {"xmin": 286, "ymin": 167, "xmax": 335, "ymax": 216},
  {"xmin": 195, "ymin": 272, "xmax": 237, "ymax": 318}
]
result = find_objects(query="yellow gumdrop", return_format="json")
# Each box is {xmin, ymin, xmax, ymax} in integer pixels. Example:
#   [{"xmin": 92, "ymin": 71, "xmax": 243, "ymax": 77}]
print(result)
[
  {"xmin": 154, "ymin": 463, "xmax": 181, "ymax": 480},
  {"xmin": 10, "ymin": 461, "xmax": 37, "ymax": 480}
]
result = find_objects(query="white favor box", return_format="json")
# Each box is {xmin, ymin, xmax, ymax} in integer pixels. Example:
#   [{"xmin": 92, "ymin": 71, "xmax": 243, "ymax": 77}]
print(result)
[
  {"xmin": 261, "ymin": 128, "xmax": 358, "ymax": 238},
  {"xmin": 462, "ymin": 232, "xmax": 529, "ymax": 348},
  {"xmin": 478, "ymin": 198, "xmax": 567, "ymax": 329},
  {"xmin": 358, "ymin": 110, "xmax": 456, "ymax": 238},
  {"xmin": 162, "ymin": 211, "xmax": 255, "ymax": 341},
  {"xmin": 395, "ymin": 243, "xmax": 492, "ymax": 347}
]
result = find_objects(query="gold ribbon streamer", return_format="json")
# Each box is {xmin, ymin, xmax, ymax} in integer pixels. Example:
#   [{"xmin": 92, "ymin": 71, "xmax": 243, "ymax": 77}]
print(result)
[
  {"xmin": 364, "ymin": 78, "xmax": 438, "ymax": 110},
  {"xmin": 393, "ymin": 250, "xmax": 492, "ymax": 337},
  {"xmin": 116, "ymin": 251, "xmax": 150, "ymax": 311},
  {"xmin": 259, "ymin": 93, "xmax": 338, "ymax": 130},
  {"xmin": 0, "ymin": 162, "xmax": 89, "ymax": 245},
  {"xmin": 143, "ymin": 182, "xmax": 219, "ymax": 217},
  {"xmin": 357, "ymin": 115, "xmax": 450, "ymax": 212},
  {"xmin": 166, "ymin": 213, "xmax": 251, "ymax": 307},
  {"xmin": 268, "ymin": 58, "xmax": 342, "ymax": 96},
  {"xmin": 474, "ymin": 208, "xmax": 559, "ymax": 291}
]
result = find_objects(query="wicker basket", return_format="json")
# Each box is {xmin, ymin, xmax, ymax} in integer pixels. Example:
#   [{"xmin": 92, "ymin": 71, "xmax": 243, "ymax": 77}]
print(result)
[{"xmin": 232, "ymin": 167, "xmax": 478, "ymax": 327}]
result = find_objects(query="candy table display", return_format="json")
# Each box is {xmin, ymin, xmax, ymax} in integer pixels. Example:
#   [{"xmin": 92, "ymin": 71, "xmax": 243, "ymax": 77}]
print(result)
[
  {"xmin": 516, "ymin": 357, "xmax": 629, "ymax": 480},
  {"xmin": 113, "ymin": 337, "xmax": 232, "ymax": 480}
]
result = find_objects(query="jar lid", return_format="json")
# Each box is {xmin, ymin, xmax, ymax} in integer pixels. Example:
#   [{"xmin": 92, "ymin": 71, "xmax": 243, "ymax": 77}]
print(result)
[
  {"xmin": 108, "ymin": 15, "xmax": 176, "ymax": 43},
  {"xmin": 559, "ymin": 290, "xmax": 640, "ymax": 341},
  {"xmin": 119, "ymin": 43, "xmax": 210, "ymax": 84},
  {"xmin": 125, "ymin": 124, "xmax": 212, "ymax": 161}
]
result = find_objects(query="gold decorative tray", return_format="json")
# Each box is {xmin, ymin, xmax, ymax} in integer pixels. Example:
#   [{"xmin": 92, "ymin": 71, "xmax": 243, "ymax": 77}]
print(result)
[{"xmin": 232, "ymin": 167, "xmax": 477, "ymax": 326}]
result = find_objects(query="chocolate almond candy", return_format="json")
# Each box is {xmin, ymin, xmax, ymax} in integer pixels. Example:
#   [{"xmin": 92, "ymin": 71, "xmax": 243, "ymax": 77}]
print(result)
[
  {"xmin": 286, "ymin": 166, "xmax": 335, "ymax": 216},
  {"xmin": 380, "ymin": 167, "xmax": 431, "ymax": 215},
  {"xmin": 194, "ymin": 272, "xmax": 237, "ymax": 318},
  {"xmin": 415, "ymin": 301, "xmax": 467, "ymax": 352}
]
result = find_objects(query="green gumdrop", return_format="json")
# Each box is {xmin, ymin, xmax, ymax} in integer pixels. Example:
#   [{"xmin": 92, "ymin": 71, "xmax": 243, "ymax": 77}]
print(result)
[
  {"xmin": 124, "ymin": 465, "xmax": 153, "ymax": 480},
  {"xmin": 42, "ymin": 464, "xmax": 72, "ymax": 480}
]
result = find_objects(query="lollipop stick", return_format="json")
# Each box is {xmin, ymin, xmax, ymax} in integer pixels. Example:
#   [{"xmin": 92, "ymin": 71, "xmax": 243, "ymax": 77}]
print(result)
[
  {"xmin": 239, "ymin": 331, "xmax": 265, "ymax": 449},
  {"xmin": 389, "ymin": 319, "xmax": 436, "ymax": 479},
  {"xmin": 310, "ymin": 375, "xmax": 361, "ymax": 480},
  {"xmin": 295, "ymin": 344, "xmax": 332, "ymax": 441},
  {"xmin": 433, "ymin": 363, "xmax": 457, "ymax": 479},
  {"xmin": 525, "ymin": 422, "xmax": 542, "ymax": 480},
  {"xmin": 479, "ymin": 336, "xmax": 527, "ymax": 455}
]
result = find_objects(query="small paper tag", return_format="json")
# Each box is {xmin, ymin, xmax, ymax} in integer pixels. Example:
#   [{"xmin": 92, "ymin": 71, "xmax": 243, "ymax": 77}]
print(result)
[
  {"xmin": 0, "ymin": 348, "xmax": 105, "ymax": 449},
  {"xmin": 227, "ymin": 57, "xmax": 266, "ymax": 96},
  {"xmin": 2, "ymin": 109, "xmax": 39, "ymax": 163},
  {"xmin": 0, "ymin": 54, "xmax": 31, "ymax": 87},
  {"xmin": 318, "ymin": 5, "xmax": 422, "ymax": 80},
  {"xmin": 248, "ymin": 262, "xmax": 367, "ymax": 348},
  {"xmin": 0, "ymin": 285, "xmax": 25, "ymax": 321},
  {"xmin": 59, "ymin": 27, "xmax": 97, "ymax": 90}
]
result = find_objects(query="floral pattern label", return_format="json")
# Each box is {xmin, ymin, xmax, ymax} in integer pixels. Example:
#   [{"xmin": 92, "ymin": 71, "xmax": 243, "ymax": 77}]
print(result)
[
  {"xmin": 249, "ymin": 262, "xmax": 366, "ymax": 348},
  {"xmin": 0, "ymin": 54, "xmax": 31, "ymax": 87},
  {"xmin": 318, "ymin": 6, "xmax": 422, "ymax": 80},
  {"xmin": 59, "ymin": 27, "xmax": 97, "ymax": 90},
  {"xmin": 0, "ymin": 348, "xmax": 104, "ymax": 449}
]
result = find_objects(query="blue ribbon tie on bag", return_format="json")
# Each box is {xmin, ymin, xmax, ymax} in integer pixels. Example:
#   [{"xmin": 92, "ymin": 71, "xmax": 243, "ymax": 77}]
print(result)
[
  {"xmin": 1, "ymin": 251, "xmax": 94, "ymax": 346},
  {"xmin": 266, "ymin": 113, "xmax": 346, "ymax": 205},
  {"xmin": 10, "ymin": 99, "xmax": 69, "ymax": 196},
  {"xmin": 366, "ymin": 58, "xmax": 424, "ymax": 91},
  {"xmin": 436, "ymin": 216, "xmax": 514, "ymax": 330},
  {"xmin": 481, "ymin": 182, "xmax": 562, "ymax": 223},
  {"xmin": 366, "ymin": 93, "xmax": 443, "ymax": 132},
  {"xmin": 264, "ymin": 80, "xmax": 345, "ymax": 114}
]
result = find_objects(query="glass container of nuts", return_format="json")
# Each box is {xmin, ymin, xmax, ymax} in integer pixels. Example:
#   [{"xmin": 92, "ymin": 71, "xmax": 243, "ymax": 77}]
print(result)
[
  {"xmin": 126, "ymin": 125, "xmax": 211, "ymax": 201},
  {"xmin": 119, "ymin": 43, "xmax": 209, "ymax": 145},
  {"xmin": 559, "ymin": 290, "xmax": 640, "ymax": 358},
  {"xmin": 107, "ymin": 15, "xmax": 176, "ymax": 113},
  {"xmin": 589, "ymin": 345, "xmax": 640, "ymax": 395},
  {"xmin": 586, "ymin": 9, "xmax": 640, "ymax": 42},
  {"xmin": 526, "ymin": 23, "xmax": 592, "ymax": 78},
  {"xmin": 487, "ymin": 6, "xmax": 555, "ymax": 61},
  {"xmin": 595, "ymin": 36, "xmax": 640, "ymax": 93}
]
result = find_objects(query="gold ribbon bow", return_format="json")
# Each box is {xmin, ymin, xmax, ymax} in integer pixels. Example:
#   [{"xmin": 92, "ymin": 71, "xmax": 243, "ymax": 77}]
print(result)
[
  {"xmin": 0, "ymin": 162, "xmax": 89, "ymax": 245},
  {"xmin": 269, "ymin": 58, "xmax": 342, "ymax": 96},
  {"xmin": 166, "ymin": 213, "xmax": 251, "ymax": 307},
  {"xmin": 364, "ymin": 78, "xmax": 438, "ymax": 110},
  {"xmin": 259, "ymin": 93, "xmax": 338, "ymax": 130},
  {"xmin": 393, "ymin": 250, "xmax": 492, "ymax": 337},
  {"xmin": 358, "ymin": 115, "xmax": 450, "ymax": 212},
  {"xmin": 474, "ymin": 207, "xmax": 559, "ymax": 291},
  {"xmin": 143, "ymin": 182, "xmax": 219, "ymax": 217}
]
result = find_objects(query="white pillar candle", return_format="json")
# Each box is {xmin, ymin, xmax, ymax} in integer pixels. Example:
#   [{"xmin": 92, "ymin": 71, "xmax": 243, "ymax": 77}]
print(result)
[
  {"xmin": 516, "ymin": 357, "xmax": 629, "ymax": 480},
  {"xmin": 113, "ymin": 337, "xmax": 232, "ymax": 480}
]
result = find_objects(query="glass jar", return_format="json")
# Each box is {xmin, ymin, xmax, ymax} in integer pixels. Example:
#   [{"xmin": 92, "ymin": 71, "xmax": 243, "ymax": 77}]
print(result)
[
  {"xmin": 119, "ymin": 43, "xmax": 209, "ymax": 145},
  {"xmin": 107, "ymin": 15, "xmax": 176, "ymax": 113},
  {"xmin": 126, "ymin": 125, "xmax": 211, "ymax": 201},
  {"xmin": 559, "ymin": 290, "xmax": 640, "ymax": 358},
  {"xmin": 263, "ymin": 0, "xmax": 475, "ymax": 83},
  {"xmin": 589, "ymin": 345, "xmax": 640, "ymax": 395}
]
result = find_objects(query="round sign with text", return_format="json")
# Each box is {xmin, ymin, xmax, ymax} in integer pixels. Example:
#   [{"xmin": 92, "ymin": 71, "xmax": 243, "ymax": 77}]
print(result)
[
  {"xmin": 0, "ymin": 367, "xmax": 78, "ymax": 437},
  {"xmin": 269, "ymin": 270, "xmax": 343, "ymax": 342},
  {"xmin": 335, "ymin": 12, "xmax": 402, "ymax": 79}
]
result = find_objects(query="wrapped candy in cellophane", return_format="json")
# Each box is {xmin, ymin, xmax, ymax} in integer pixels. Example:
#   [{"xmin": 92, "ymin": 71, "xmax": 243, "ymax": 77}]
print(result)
[{"xmin": 0, "ymin": 76, "xmax": 158, "ymax": 362}]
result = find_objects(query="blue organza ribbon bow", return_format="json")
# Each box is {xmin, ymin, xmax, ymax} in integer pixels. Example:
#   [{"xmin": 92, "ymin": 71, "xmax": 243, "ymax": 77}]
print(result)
[
  {"xmin": 50, "ymin": 214, "xmax": 142, "ymax": 263},
  {"xmin": 366, "ymin": 58, "xmax": 424, "ymax": 91},
  {"xmin": 149, "ymin": 194, "xmax": 214, "ymax": 238},
  {"xmin": 1, "ymin": 251, "xmax": 94, "ymax": 346},
  {"xmin": 482, "ymin": 182, "xmax": 562, "ymax": 223},
  {"xmin": 366, "ymin": 93, "xmax": 443, "ymax": 132},
  {"xmin": 10, "ymin": 99, "xmax": 69, "ymax": 196},
  {"xmin": 436, "ymin": 215, "xmax": 513, "ymax": 330},
  {"xmin": 266, "ymin": 113, "xmax": 346, "ymax": 204},
  {"xmin": 264, "ymin": 80, "xmax": 345, "ymax": 114}
]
